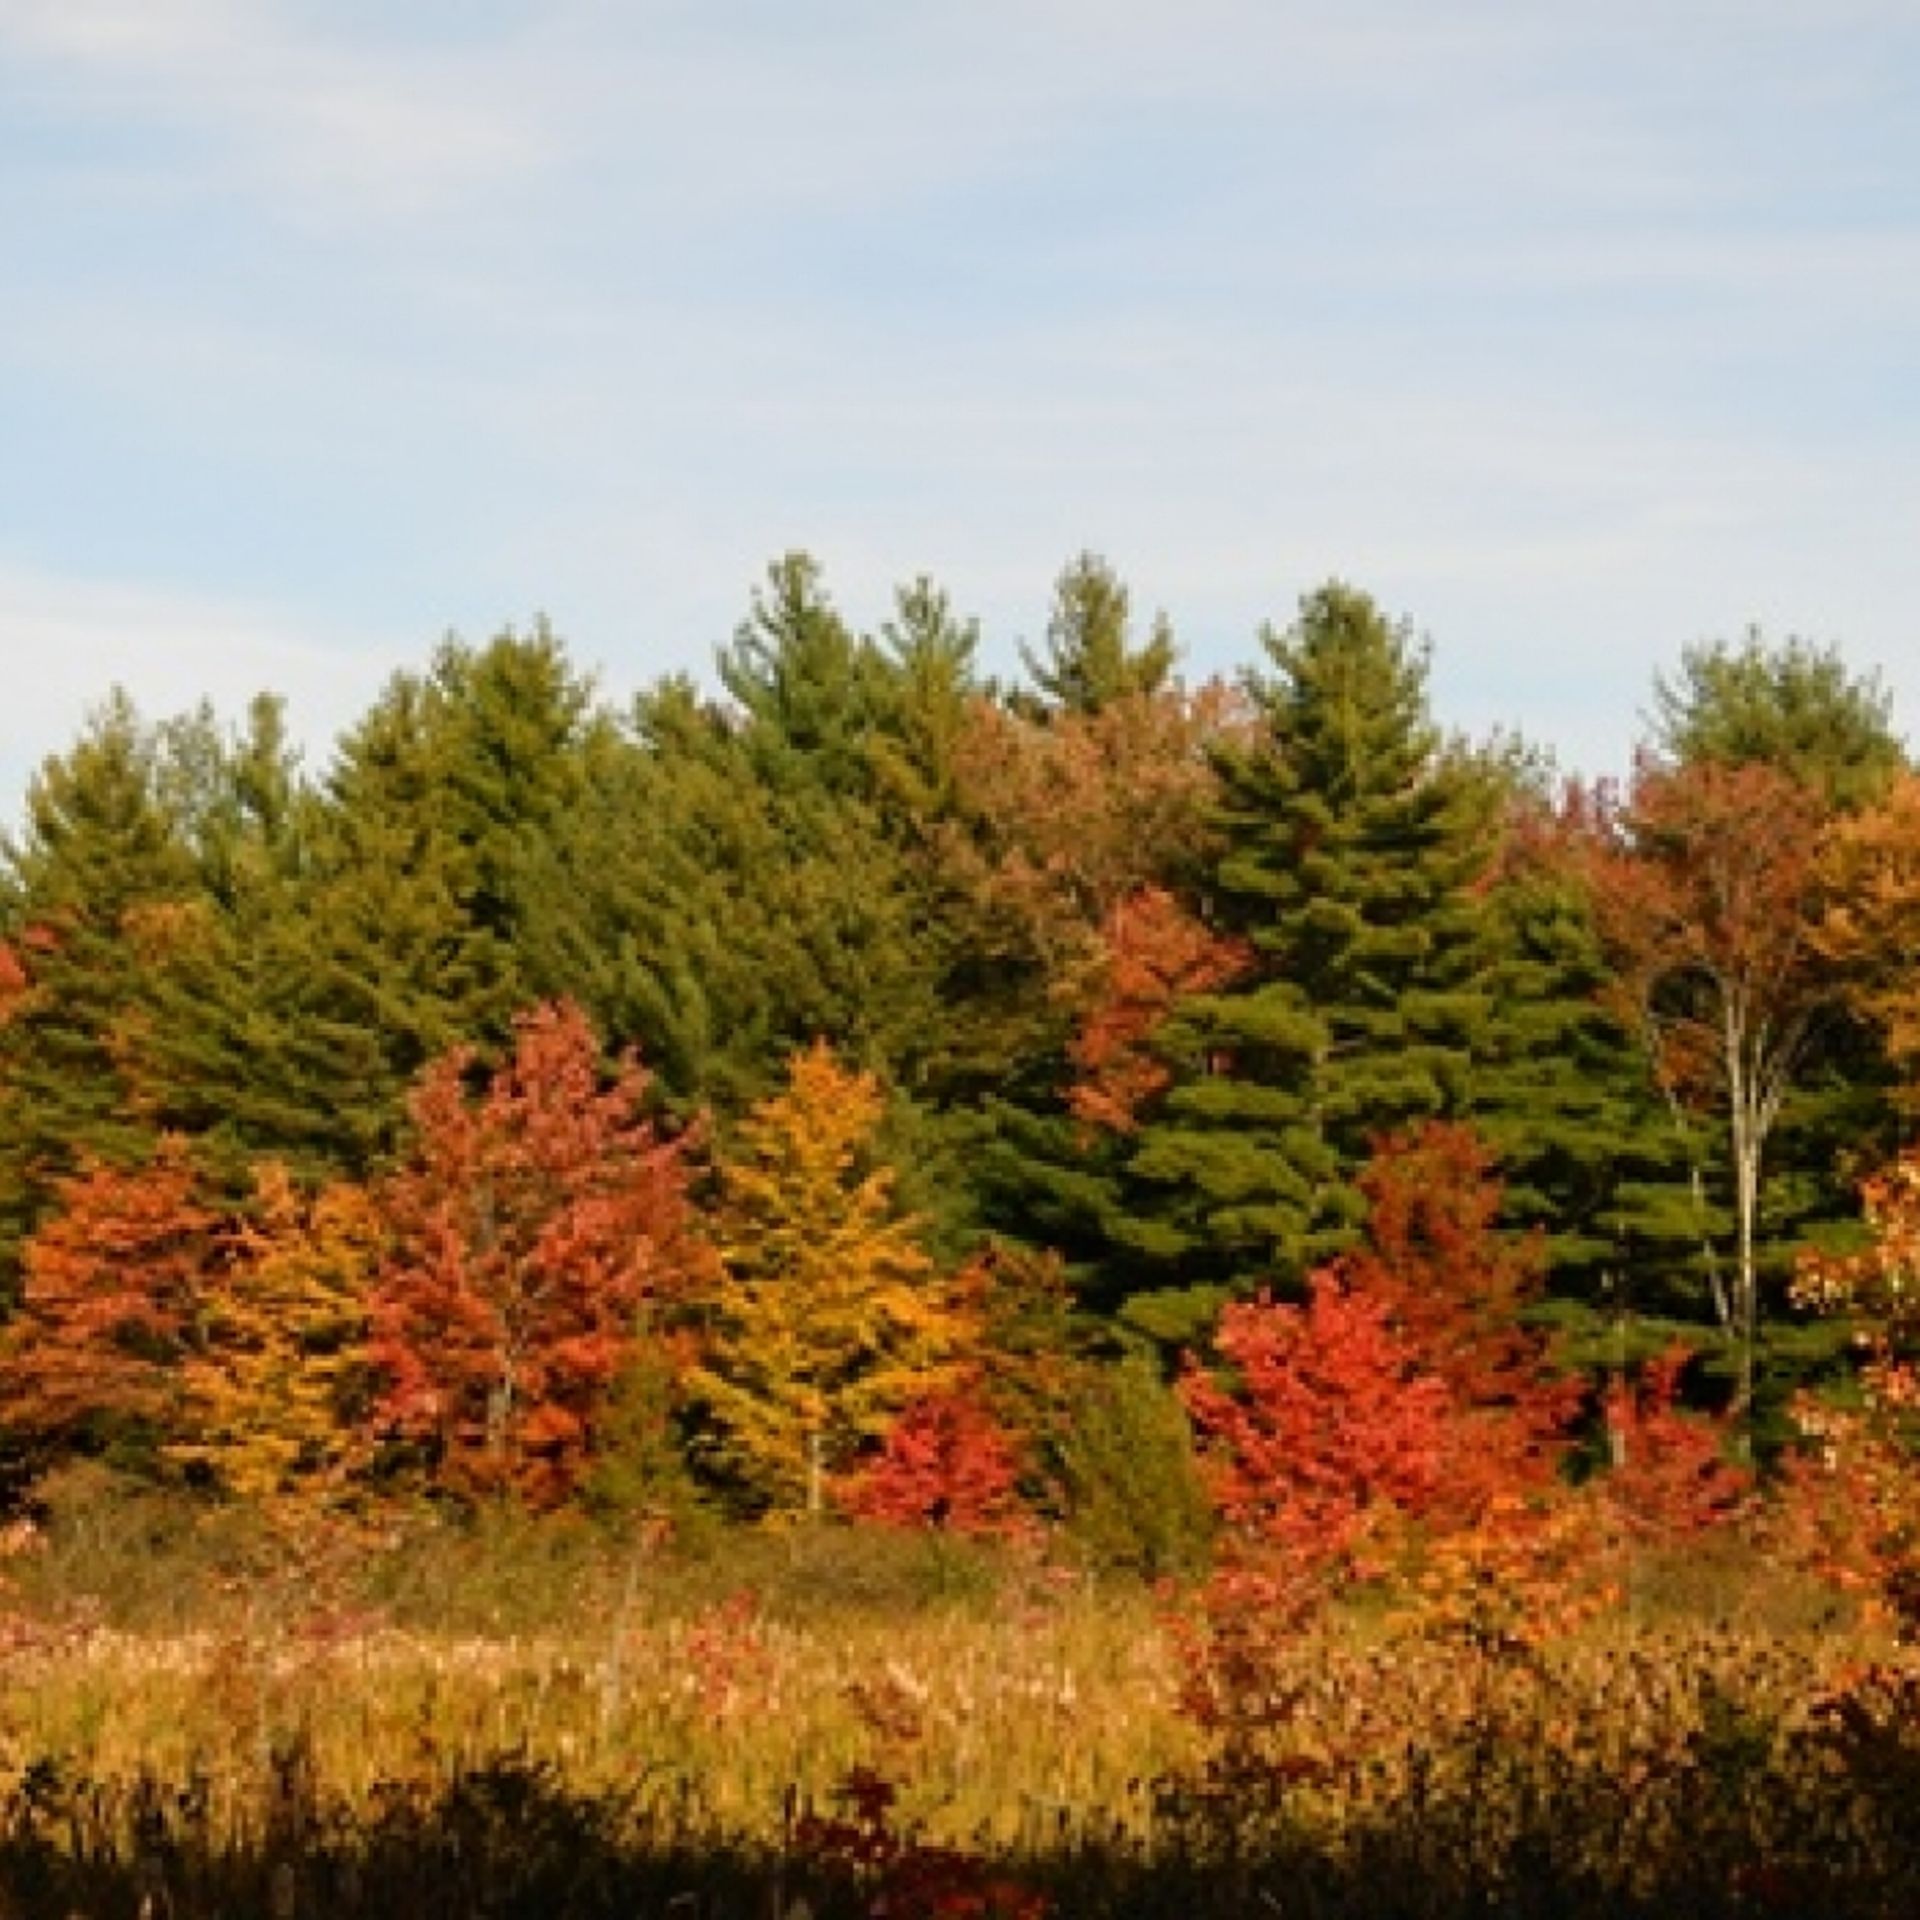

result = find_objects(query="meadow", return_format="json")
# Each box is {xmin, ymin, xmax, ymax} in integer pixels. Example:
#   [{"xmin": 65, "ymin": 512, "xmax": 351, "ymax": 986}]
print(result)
[{"xmin": 0, "ymin": 1479, "xmax": 1917, "ymax": 1918}]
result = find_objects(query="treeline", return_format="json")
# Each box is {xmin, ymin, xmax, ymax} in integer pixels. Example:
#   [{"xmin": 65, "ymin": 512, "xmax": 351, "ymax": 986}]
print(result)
[{"xmin": 2, "ymin": 550, "xmax": 1918, "ymax": 1551}]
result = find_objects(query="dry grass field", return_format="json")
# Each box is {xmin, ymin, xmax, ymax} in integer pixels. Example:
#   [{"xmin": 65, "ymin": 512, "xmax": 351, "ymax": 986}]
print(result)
[{"xmin": 0, "ymin": 1484, "xmax": 1917, "ymax": 1917}]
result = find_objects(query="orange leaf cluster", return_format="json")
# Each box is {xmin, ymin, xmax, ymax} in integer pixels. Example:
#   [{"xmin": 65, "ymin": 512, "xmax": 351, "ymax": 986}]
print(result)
[
  {"xmin": 368, "ymin": 1000, "xmax": 710, "ymax": 1508},
  {"xmin": 0, "ymin": 1137, "xmax": 215, "ymax": 1450},
  {"xmin": 1067, "ymin": 887, "xmax": 1250, "ymax": 1135},
  {"xmin": 838, "ymin": 1373, "xmax": 1031, "ymax": 1538}
]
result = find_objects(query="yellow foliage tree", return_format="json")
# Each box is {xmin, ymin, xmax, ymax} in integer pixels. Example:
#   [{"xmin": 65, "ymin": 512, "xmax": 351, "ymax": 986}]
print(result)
[
  {"xmin": 1818, "ymin": 769, "xmax": 1920, "ymax": 1102},
  {"xmin": 690, "ymin": 1041, "xmax": 974, "ymax": 1519},
  {"xmin": 170, "ymin": 1162, "xmax": 379, "ymax": 1512}
]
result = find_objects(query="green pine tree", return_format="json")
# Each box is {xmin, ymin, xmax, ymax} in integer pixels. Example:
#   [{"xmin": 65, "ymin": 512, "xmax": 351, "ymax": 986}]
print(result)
[
  {"xmin": 0, "ymin": 694, "xmax": 209, "ymax": 1295},
  {"xmin": 1017, "ymin": 551, "xmax": 1177, "ymax": 717},
  {"xmin": 1112, "ymin": 583, "xmax": 1497, "ymax": 1320}
]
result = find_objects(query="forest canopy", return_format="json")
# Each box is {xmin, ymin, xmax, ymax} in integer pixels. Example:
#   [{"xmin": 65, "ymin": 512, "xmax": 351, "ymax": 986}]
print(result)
[{"xmin": 0, "ymin": 550, "xmax": 1914, "ymax": 1566}]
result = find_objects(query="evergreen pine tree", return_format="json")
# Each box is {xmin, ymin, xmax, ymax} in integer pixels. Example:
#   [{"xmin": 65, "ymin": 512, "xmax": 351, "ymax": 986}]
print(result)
[
  {"xmin": 0, "ymin": 695, "xmax": 208, "ymax": 1292},
  {"xmin": 1018, "ymin": 552, "xmax": 1177, "ymax": 716},
  {"xmin": 1113, "ymin": 584, "xmax": 1497, "ymax": 1321},
  {"xmin": 1469, "ymin": 781, "xmax": 1712, "ymax": 1341},
  {"xmin": 1648, "ymin": 628, "xmax": 1905, "ymax": 809}
]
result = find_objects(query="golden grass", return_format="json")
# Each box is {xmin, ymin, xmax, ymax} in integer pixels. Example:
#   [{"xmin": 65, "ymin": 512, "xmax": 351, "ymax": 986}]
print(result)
[
  {"xmin": 3, "ymin": 1502, "xmax": 1919, "ymax": 1915},
  {"xmin": 0, "ymin": 1536, "xmax": 1192, "ymax": 1855}
]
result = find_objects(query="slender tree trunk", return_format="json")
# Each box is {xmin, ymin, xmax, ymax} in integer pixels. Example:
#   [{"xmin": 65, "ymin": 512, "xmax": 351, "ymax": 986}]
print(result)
[{"xmin": 1727, "ymin": 1000, "xmax": 1760, "ymax": 1457}]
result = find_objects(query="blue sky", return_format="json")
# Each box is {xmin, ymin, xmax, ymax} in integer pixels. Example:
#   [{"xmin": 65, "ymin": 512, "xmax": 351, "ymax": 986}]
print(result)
[{"xmin": 2, "ymin": 0, "xmax": 1916, "ymax": 807}]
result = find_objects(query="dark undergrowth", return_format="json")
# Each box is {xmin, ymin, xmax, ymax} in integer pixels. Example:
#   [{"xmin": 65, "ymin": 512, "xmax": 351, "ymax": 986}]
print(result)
[{"xmin": 1, "ymin": 1738, "xmax": 1918, "ymax": 1920}]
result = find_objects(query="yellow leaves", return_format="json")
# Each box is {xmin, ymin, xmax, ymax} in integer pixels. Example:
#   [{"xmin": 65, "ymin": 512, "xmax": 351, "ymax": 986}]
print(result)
[
  {"xmin": 1817, "ymin": 770, "xmax": 1920, "ymax": 1096},
  {"xmin": 169, "ymin": 1163, "xmax": 381, "ymax": 1511},
  {"xmin": 690, "ymin": 1042, "xmax": 977, "ymax": 1518}
]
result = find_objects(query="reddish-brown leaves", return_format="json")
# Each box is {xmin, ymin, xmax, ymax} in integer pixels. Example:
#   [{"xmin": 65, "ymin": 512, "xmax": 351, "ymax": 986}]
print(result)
[
  {"xmin": 1068, "ymin": 887, "xmax": 1250, "ymax": 1135},
  {"xmin": 367, "ymin": 999, "xmax": 710, "ymax": 1508},
  {"xmin": 0, "ymin": 1136, "xmax": 217, "ymax": 1450}
]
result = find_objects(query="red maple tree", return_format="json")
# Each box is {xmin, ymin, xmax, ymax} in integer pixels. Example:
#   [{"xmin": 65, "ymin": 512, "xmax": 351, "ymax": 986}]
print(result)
[
  {"xmin": 1181, "ymin": 1275, "xmax": 1451, "ymax": 1574},
  {"xmin": 367, "ymin": 1000, "xmax": 711, "ymax": 1507},
  {"xmin": 0, "ymin": 1135, "xmax": 217, "ymax": 1459},
  {"xmin": 1600, "ymin": 1344, "xmax": 1752, "ymax": 1541},
  {"xmin": 1333, "ymin": 1123, "xmax": 1577, "ymax": 1520},
  {"xmin": 838, "ymin": 1372, "xmax": 1032, "ymax": 1537}
]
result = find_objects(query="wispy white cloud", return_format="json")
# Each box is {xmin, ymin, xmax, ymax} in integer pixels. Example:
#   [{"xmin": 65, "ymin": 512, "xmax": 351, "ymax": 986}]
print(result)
[
  {"xmin": 0, "ymin": 0, "xmax": 546, "ymax": 222},
  {"xmin": 0, "ymin": 0, "xmax": 1914, "ymax": 792}
]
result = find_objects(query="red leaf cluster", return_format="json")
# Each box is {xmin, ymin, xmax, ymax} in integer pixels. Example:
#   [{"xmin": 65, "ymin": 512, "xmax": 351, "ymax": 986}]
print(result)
[
  {"xmin": 1600, "ymin": 1345, "xmax": 1752, "ymax": 1541},
  {"xmin": 838, "ymin": 1375, "xmax": 1031, "ymax": 1537},
  {"xmin": 1182, "ymin": 1276, "xmax": 1450, "ymax": 1574},
  {"xmin": 1335, "ymin": 1123, "xmax": 1576, "ymax": 1520},
  {"xmin": 368, "ymin": 999, "xmax": 710, "ymax": 1507},
  {"xmin": 1181, "ymin": 1127, "xmax": 1585, "ymax": 1582}
]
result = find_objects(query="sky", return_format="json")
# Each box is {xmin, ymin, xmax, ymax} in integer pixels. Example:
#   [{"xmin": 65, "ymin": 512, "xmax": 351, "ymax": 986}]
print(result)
[{"xmin": 2, "ymin": 0, "xmax": 1916, "ymax": 810}]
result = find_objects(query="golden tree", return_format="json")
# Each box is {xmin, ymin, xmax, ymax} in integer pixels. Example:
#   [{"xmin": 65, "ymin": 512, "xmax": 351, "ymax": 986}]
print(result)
[
  {"xmin": 1818, "ymin": 769, "xmax": 1920, "ymax": 1101},
  {"xmin": 691, "ymin": 1041, "xmax": 974, "ymax": 1518},
  {"xmin": 169, "ymin": 1162, "xmax": 380, "ymax": 1510}
]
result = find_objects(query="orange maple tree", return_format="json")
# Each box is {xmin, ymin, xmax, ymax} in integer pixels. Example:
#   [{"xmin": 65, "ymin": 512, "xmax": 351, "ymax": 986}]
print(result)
[
  {"xmin": 1333, "ymin": 1122, "xmax": 1576, "ymax": 1521},
  {"xmin": 368, "ymin": 999, "xmax": 710, "ymax": 1508},
  {"xmin": 0, "ymin": 1135, "xmax": 217, "ymax": 1461},
  {"xmin": 1181, "ymin": 1275, "xmax": 1451, "ymax": 1577}
]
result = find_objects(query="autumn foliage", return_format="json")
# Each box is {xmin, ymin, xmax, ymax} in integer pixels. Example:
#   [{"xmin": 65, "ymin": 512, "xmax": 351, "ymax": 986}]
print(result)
[
  {"xmin": 170, "ymin": 1162, "xmax": 381, "ymax": 1508},
  {"xmin": 1181, "ymin": 1125, "xmax": 1583, "ymax": 1587},
  {"xmin": 0, "ymin": 1137, "xmax": 216, "ymax": 1458},
  {"xmin": 691, "ymin": 1041, "xmax": 975, "ymax": 1519},
  {"xmin": 368, "ymin": 1000, "xmax": 708, "ymax": 1508},
  {"xmin": 1599, "ymin": 1345, "xmax": 1753, "ymax": 1542},
  {"xmin": 1068, "ymin": 886, "xmax": 1250, "ymax": 1135},
  {"xmin": 6, "ymin": 594, "xmax": 1920, "ymax": 1668},
  {"xmin": 1182, "ymin": 1276, "xmax": 1450, "ymax": 1576},
  {"xmin": 1333, "ymin": 1122, "xmax": 1575, "ymax": 1520},
  {"xmin": 1778, "ymin": 1148, "xmax": 1920, "ymax": 1629},
  {"xmin": 1586, "ymin": 756, "xmax": 1838, "ymax": 1423},
  {"xmin": 837, "ymin": 1372, "xmax": 1031, "ymax": 1537},
  {"xmin": 1817, "ymin": 770, "xmax": 1920, "ymax": 1100}
]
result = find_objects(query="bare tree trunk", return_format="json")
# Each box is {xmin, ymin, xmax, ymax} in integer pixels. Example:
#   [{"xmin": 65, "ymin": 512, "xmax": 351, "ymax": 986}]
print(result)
[{"xmin": 1727, "ymin": 999, "xmax": 1761, "ymax": 1459}]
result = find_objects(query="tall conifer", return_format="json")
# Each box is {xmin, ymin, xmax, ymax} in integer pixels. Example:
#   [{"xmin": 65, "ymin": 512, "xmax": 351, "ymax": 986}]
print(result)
[{"xmin": 1115, "ymin": 584, "xmax": 1496, "ymax": 1318}]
